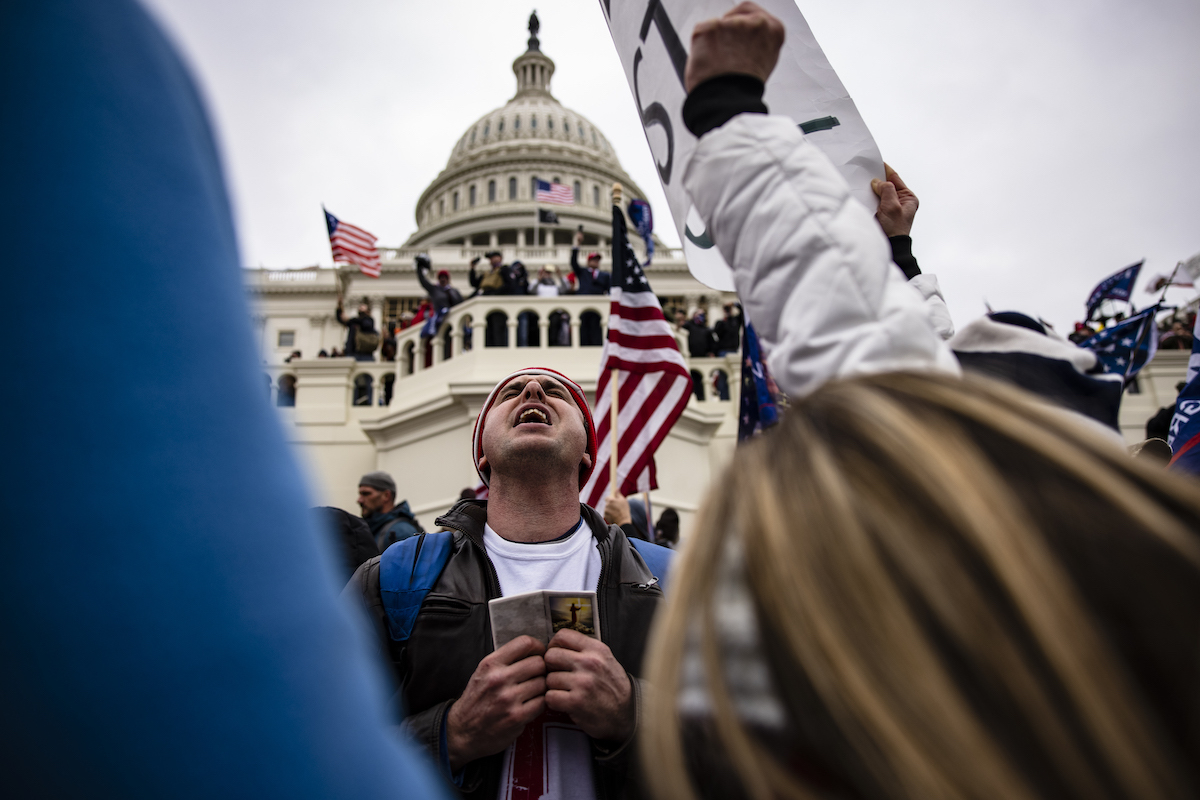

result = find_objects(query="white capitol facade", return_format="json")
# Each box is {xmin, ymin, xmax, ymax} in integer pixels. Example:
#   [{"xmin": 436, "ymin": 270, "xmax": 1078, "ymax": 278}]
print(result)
[{"xmin": 246, "ymin": 17, "xmax": 1185, "ymax": 534}]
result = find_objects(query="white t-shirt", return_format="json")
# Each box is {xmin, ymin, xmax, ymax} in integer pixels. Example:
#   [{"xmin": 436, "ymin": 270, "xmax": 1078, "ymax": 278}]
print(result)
[{"xmin": 483, "ymin": 519, "xmax": 601, "ymax": 800}]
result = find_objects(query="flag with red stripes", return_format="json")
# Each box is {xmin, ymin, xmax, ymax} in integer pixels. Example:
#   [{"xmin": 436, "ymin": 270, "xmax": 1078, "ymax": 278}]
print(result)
[
  {"xmin": 581, "ymin": 204, "xmax": 690, "ymax": 512},
  {"xmin": 535, "ymin": 179, "xmax": 574, "ymax": 206},
  {"xmin": 324, "ymin": 208, "xmax": 382, "ymax": 278}
]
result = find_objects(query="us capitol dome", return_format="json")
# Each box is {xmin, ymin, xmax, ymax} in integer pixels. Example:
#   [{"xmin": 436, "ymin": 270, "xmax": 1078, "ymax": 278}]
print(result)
[{"xmin": 404, "ymin": 12, "xmax": 654, "ymax": 250}]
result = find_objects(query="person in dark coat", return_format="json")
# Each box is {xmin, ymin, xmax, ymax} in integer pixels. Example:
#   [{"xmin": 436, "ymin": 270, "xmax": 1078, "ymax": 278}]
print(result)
[
  {"xmin": 713, "ymin": 304, "xmax": 742, "ymax": 355},
  {"xmin": 356, "ymin": 471, "xmax": 423, "ymax": 551},
  {"xmin": 312, "ymin": 506, "xmax": 380, "ymax": 583},
  {"xmin": 469, "ymin": 252, "xmax": 514, "ymax": 296},
  {"xmin": 570, "ymin": 230, "xmax": 612, "ymax": 295},
  {"xmin": 415, "ymin": 253, "xmax": 467, "ymax": 310},
  {"xmin": 684, "ymin": 310, "xmax": 717, "ymax": 357},
  {"xmin": 336, "ymin": 298, "xmax": 377, "ymax": 361}
]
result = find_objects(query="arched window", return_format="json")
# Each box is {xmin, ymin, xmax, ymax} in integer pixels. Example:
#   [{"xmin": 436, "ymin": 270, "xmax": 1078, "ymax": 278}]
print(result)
[
  {"xmin": 498, "ymin": 118, "xmax": 505, "ymax": 133},
  {"xmin": 483, "ymin": 121, "xmax": 490, "ymax": 136},
  {"xmin": 353, "ymin": 374, "xmax": 373, "ymax": 406},
  {"xmin": 276, "ymin": 375, "xmax": 296, "ymax": 407},
  {"xmin": 517, "ymin": 310, "xmax": 539, "ymax": 347},
  {"xmin": 531, "ymin": 115, "xmax": 537, "ymax": 130},
  {"xmin": 514, "ymin": 116, "xmax": 520, "ymax": 130},
  {"xmin": 469, "ymin": 185, "xmax": 476, "ymax": 206},
  {"xmin": 592, "ymin": 185, "xmax": 600, "ymax": 207},
  {"xmin": 381, "ymin": 374, "xmax": 395, "ymax": 406},
  {"xmin": 488, "ymin": 180, "xmax": 496, "ymax": 202},
  {"xmin": 485, "ymin": 310, "xmax": 509, "ymax": 348},
  {"xmin": 548, "ymin": 310, "xmax": 571, "ymax": 347},
  {"xmin": 592, "ymin": 129, "xmax": 598, "ymax": 145},
  {"xmin": 563, "ymin": 117, "xmax": 569, "ymax": 133},
  {"xmin": 578, "ymin": 123, "xmax": 584, "ymax": 138},
  {"xmin": 573, "ymin": 181, "xmax": 581, "ymax": 203},
  {"xmin": 508, "ymin": 177, "xmax": 517, "ymax": 200},
  {"xmin": 461, "ymin": 315, "xmax": 474, "ymax": 352},
  {"xmin": 531, "ymin": 175, "xmax": 539, "ymax": 198},
  {"xmin": 438, "ymin": 199, "xmax": 444, "ymax": 216},
  {"xmin": 453, "ymin": 191, "xmax": 459, "ymax": 211},
  {"xmin": 547, "ymin": 117, "xmax": 554, "ymax": 131},
  {"xmin": 469, "ymin": 128, "xmax": 476, "ymax": 145},
  {"xmin": 710, "ymin": 369, "xmax": 730, "ymax": 401}
]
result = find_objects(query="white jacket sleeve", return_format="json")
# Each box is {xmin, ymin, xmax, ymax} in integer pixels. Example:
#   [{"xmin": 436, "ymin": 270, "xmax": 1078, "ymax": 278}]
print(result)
[
  {"xmin": 909, "ymin": 273, "xmax": 956, "ymax": 341},
  {"xmin": 683, "ymin": 115, "xmax": 959, "ymax": 398}
]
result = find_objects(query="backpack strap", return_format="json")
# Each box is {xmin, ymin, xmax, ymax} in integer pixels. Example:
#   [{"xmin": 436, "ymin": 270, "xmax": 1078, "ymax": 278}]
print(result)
[
  {"xmin": 630, "ymin": 538, "xmax": 674, "ymax": 593},
  {"xmin": 378, "ymin": 531, "xmax": 455, "ymax": 642}
]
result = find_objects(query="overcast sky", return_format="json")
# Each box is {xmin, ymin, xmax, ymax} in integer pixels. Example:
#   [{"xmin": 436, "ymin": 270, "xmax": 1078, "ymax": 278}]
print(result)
[{"xmin": 141, "ymin": 0, "xmax": 1199, "ymax": 333}]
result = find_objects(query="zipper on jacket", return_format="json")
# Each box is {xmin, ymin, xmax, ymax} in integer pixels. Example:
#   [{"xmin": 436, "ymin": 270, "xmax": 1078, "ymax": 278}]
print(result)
[{"xmin": 437, "ymin": 519, "xmax": 503, "ymax": 599}]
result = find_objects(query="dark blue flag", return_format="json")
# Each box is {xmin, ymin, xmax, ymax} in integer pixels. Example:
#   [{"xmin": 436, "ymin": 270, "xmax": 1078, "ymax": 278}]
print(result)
[
  {"xmin": 1081, "ymin": 305, "xmax": 1159, "ymax": 380},
  {"xmin": 1086, "ymin": 260, "xmax": 1143, "ymax": 319},
  {"xmin": 739, "ymin": 321, "xmax": 782, "ymax": 441},
  {"xmin": 1167, "ymin": 313, "xmax": 1200, "ymax": 473},
  {"xmin": 626, "ymin": 199, "xmax": 654, "ymax": 264}
]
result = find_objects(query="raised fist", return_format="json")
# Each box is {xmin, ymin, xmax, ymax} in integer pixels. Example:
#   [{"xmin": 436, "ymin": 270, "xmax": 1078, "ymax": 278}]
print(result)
[{"xmin": 685, "ymin": 2, "xmax": 785, "ymax": 93}]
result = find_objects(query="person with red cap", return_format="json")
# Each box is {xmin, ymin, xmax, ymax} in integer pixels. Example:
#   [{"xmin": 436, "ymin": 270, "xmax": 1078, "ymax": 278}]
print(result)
[{"xmin": 345, "ymin": 367, "xmax": 670, "ymax": 800}]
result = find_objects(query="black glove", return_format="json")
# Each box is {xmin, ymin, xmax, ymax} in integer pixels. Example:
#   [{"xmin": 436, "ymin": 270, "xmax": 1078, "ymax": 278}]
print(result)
[{"xmin": 414, "ymin": 253, "xmax": 431, "ymax": 271}]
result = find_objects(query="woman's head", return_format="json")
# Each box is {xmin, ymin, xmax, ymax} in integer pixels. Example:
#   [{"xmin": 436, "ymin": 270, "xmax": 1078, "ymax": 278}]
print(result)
[{"xmin": 645, "ymin": 371, "xmax": 1200, "ymax": 800}]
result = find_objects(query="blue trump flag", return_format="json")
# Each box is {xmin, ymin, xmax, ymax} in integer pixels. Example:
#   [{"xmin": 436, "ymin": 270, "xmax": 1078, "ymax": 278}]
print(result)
[
  {"xmin": 1081, "ymin": 305, "xmax": 1160, "ymax": 380},
  {"xmin": 627, "ymin": 198, "xmax": 655, "ymax": 264},
  {"xmin": 739, "ymin": 321, "xmax": 782, "ymax": 440},
  {"xmin": 1086, "ymin": 260, "xmax": 1143, "ymax": 319},
  {"xmin": 1168, "ymin": 314, "xmax": 1200, "ymax": 473}
]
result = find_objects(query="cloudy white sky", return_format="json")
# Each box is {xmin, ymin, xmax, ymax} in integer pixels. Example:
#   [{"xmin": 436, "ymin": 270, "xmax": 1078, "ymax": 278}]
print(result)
[{"xmin": 141, "ymin": 0, "xmax": 1199, "ymax": 332}]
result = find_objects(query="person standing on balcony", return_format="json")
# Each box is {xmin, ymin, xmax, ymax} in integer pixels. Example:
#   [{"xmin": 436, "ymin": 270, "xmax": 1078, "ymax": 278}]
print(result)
[
  {"xmin": 571, "ymin": 231, "xmax": 611, "ymax": 346},
  {"xmin": 356, "ymin": 471, "xmax": 423, "ymax": 552},
  {"xmin": 570, "ymin": 230, "xmax": 611, "ymax": 295},
  {"xmin": 415, "ymin": 253, "xmax": 468, "ymax": 311},
  {"xmin": 713, "ymin": 303, "xmax": 742, "ymax": 355},
  {"xmin": 469, "ymin": 251, "xmax": 513, "ymax": 296},
  {"xmin": 336, "ymin": 296, "xmax": 379, "ymax": 361}
]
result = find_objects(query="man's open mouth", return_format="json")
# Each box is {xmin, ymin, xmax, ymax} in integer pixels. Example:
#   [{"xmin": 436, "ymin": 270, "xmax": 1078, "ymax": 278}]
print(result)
[{"xmin": 516, "ymin": 407, "xmax": 550, "ymax": 425}]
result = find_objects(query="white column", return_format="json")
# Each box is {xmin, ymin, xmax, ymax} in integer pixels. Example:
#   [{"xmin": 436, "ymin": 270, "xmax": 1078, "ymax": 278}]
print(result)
[{"xmin": 507, "ymin": 317, "xmax": 518, "ymax": 349}]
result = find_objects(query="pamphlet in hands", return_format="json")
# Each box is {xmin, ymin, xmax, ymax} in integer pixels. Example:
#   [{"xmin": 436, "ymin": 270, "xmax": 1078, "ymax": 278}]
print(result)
[{"xmin": 488, "ymin": 591, "xmax": 601, "ymax": 649}]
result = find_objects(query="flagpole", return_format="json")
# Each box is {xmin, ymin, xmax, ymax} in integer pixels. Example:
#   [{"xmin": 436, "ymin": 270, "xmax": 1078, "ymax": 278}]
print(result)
[{"xmin": 609, "ymin": 182, "xmax": 624, "ymax": 499}]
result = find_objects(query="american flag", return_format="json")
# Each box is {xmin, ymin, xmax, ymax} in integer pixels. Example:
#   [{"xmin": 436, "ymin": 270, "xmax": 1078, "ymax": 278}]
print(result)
[
  {"xmin": 535, "ymin": 179, "xmax": 574, "ymax": 206},
  {"xmin": 324, "ymin": 208, "xmax": 382, "ymax": 278},
  {"xmin": 581, "ymin": 204, "xmax": 690, "ymax": 511}
]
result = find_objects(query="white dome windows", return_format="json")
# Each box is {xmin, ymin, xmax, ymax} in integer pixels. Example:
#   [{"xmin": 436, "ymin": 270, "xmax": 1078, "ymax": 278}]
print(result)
[
  {"xmin": 578, "ymin": 123, "xmax": 584, "ymax": 139},
  {"xmin": 514, "ymin": 116, "xmax": 521, "ymax": 131},
  {"xmin": 483, "ymin": 122, "xmax": 490, "ymax": 137},
  {"xmin": 547, "ymin": 117, "xmax": 553, "ymax": 132},
  {"xmin": 488, "ymin": 180, "xmax": 496, "ymax": 203},
  {"xmin": 573, "ymin": 181, "xmax": 581, "ymax": 203},
  {"xmin": 499, "ymin": 118, "xmax": 505, "ymax": 133},
  {"xmin": 453, "ymin": 191, "xmax": 459, "ymax": 211},
  {"xmin": 469, "ymin": 185, "xmax": 476, "ymax": 206},
  {"xmin": 592, "ymin": 186, "xmax": 600, "ymax": 207},
  {"xmin": 509, "ymin": 177, "xmax": 517, "ymax": 200},
  {"xmin": 439, "ymin": 199, "xmax": 445, "ymax": 217},
  {"xmin": 470, "ymin": 128, "xmax": 476, "ymax": 145}
]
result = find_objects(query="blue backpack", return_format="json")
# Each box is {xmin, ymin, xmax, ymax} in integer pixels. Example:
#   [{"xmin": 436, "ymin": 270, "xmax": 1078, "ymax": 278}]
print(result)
[{"xmin": 378, "ymin": 531, "xmax": 673, "ymax": 643}]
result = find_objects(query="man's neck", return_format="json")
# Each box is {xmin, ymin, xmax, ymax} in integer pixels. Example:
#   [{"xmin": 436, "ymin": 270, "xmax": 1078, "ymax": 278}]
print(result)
[{"xmin": 486, "ymin": 474, "xmax": 581, "ymax": 543}]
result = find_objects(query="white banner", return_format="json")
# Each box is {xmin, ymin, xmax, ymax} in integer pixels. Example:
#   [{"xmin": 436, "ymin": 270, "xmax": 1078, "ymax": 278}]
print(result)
[{"xmin": 599, "ymin": 0, "xmax": 884, "ymax": 291}]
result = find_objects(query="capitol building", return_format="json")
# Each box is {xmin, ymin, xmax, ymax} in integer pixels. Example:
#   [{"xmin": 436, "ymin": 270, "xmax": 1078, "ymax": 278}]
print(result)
[
  {"xmin": 246, "ymin": 17, "xmax": 741, "ymax": 534},
  {"xmin": 245, "ymin": 16, "xmax": 1185, "ymax": 534}
]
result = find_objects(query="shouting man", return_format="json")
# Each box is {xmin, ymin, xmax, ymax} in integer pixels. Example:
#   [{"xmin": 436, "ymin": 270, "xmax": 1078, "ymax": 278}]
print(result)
[{"xmin": 346, "ymin": 367, "xmax": 669, "ymax": 799}]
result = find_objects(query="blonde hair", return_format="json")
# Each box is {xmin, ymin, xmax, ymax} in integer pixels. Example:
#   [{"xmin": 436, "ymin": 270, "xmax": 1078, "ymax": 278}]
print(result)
[{"xmin": 644, "ymin": 371, "xmax": 1200, "ymax": 800}]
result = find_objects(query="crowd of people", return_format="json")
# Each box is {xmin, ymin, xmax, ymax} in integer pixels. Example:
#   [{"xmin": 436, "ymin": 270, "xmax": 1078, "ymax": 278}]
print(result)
[{"xmin": 17, "ymin": 3, "xmax": 1200, "ymax": 800}]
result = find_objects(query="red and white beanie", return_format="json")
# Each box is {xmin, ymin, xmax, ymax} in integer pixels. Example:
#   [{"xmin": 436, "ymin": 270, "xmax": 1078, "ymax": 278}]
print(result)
[{"xmin": 472, "ymin": 367, "xmax": 598, "ymax": 489}]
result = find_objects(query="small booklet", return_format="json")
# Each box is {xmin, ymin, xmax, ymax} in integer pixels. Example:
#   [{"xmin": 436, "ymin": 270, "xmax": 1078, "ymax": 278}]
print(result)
[{"xmin": 488, "ymin": 591, "xmax": 601, "ymax": 649}]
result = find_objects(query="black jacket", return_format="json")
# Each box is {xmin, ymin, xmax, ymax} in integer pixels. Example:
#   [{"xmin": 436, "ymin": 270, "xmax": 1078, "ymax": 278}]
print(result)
[
  {"xmin": 683, "ymin": 319, "xmax": 716, "ymax": 358},
  {"xmin": 345, "ymin": 501, "xmax": 663, "ymax": 799},
  {"xmin": 570, "ymin": 247, "xmax": 612, "ymax": 295},
  {"xmin": 417, "ymin": 264, "xmax": 466, "ymax": 310}
]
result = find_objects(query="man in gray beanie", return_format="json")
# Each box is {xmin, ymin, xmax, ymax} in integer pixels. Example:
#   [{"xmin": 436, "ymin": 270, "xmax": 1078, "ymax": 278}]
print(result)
[{"xmin": 356, "ymin": 471, "xmax": 423, "ymax": 551}]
